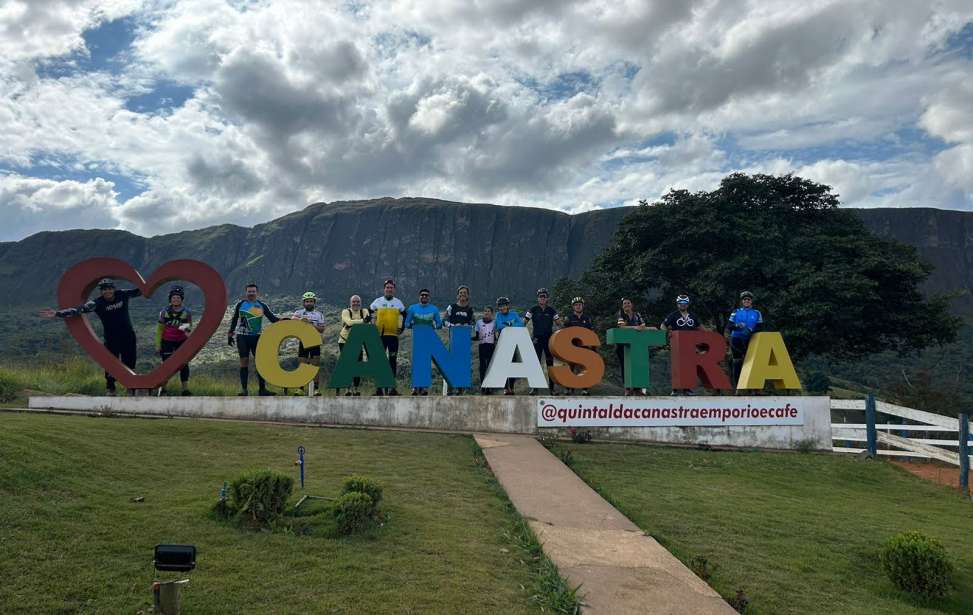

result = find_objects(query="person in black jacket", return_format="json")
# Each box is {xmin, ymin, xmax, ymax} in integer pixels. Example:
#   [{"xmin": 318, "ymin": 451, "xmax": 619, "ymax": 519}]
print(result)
[
  {"xmin": 41, "ymin": 278, "xmax": 141, "ymax": 396},
  {"xmin": 524, "ymin": 288, "xmax": 560, "ymax": 395},
  {"xmin": 227, "ymin": 282, "xmax": 280, "ymax": 396}
]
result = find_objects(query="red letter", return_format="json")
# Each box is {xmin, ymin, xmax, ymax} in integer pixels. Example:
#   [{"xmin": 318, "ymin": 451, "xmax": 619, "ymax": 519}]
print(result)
[{"xmin": 670, "ymin": 331, "xmax": 733, "ymax": 390}]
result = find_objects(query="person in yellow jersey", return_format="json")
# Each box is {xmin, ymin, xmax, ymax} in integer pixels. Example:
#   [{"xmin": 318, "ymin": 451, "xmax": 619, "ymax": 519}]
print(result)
[{"xmin": 369, "ymin": 278, "xmax": 406, "ymax": 395}]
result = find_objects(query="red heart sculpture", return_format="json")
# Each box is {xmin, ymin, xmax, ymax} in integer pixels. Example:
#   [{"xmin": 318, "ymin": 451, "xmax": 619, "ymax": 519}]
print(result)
[{"xmin": 57, "ymin": 258, "xmax": 228, "ymax": 390}]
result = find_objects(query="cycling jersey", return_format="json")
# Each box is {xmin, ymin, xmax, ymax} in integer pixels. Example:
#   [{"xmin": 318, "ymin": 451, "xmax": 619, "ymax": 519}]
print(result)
[
  {"xmin": 728, "ymin": 307, "xmax": 762, "ymax": 339},
  {"xmin": 525, "ymin": 305, "xmax": 559, "ymax": 338},
  {"xmin": 616, "ymin": 310, "xmax": 644, "ymax": 327},
  {"xmin": 495, "ymin": 310, "xmax": 524, "ymax": 333},
  {"xmin": 229, "ymin": 300, "xmax": 279, "ymax": 336},
  {"xmin": 157, "ymin": 305, "xmax": 192, "ymax": 346},
  {"xmin": 444, "ymin": 303, "xmax": 475, "ymax": 327},
  {"xmin": 404, "ymin": 303, "xmax": 442, "ymax": 328},
  {"xmin": 662, "ymin": 310, "xmax": 700, "ymax": 331},
  {"xmin": 292, "ymin": 308, "xmax": 325, "ymax": 329},
  {"xmin": 370, "ymin": 296, "xmax": 405, "ymax": 336},
  {"xmin": 564, "ymin": 312, "xmax": 593, "ymax": 330},
  {"xmin": 57, "ymin": 288, "xmax": 141, "ymax": 341},
  {"xmin": 474, "ymin": 319, "xmax": 496, "ymax": 344}
]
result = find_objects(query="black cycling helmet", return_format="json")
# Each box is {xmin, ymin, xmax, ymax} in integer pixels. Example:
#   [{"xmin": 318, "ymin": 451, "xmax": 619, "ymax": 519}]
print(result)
[
  {"xmin": 536, "ymin": 287, "xmax": 549, "ymax": 297},
  {"xmin": 98, "ymin": 278, "xmax": 115, "ymax": 289},
  {"xmin": 571, "ymin": 296, "xmax": 584, "ymax": 305},
  {"xmin": 496, "ymin": 296, "xmax": 510, "ymax": 307},
  {"xmin": 676, "ymin": 294, "xmax": 690, "ymax": 305},
  {"xmin": 169, "ymin": 285, "xmax": 185, "ymax": 299},
  {"xmin": 740, "ymin": 290, "xmax": 754, "ymax": 300}
]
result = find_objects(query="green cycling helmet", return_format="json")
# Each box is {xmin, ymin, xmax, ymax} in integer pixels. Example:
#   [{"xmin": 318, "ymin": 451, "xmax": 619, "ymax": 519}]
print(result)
[{"xmin": 302, "ymin": 291, "xmax": 317, "ymax": 301}]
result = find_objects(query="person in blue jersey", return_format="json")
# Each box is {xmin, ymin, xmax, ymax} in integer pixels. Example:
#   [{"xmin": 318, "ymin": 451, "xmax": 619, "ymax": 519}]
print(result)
[
  {"xmin": 494, "ymin": 296, "xmax": 524, "ymax": 395},
  {"xmin": 404, "ymin": 288, "xmax": 443, "ymax": 396},
  {"xmin": 227, "ymin": 282, "xmax": 280, "ymax": 396},
  {"xmin": 726, "ymin": 290, "xmax": 763, "ymax": 388},
  {"xmin": 41, "ymin": 278, "xmax": 141, "ymax": 396}
]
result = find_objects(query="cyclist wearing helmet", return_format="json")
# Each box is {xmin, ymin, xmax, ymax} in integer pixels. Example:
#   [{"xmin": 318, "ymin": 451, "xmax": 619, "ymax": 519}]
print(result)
[
  {"xmin": 443, "ymin": 285, "xmax": 475, "ymax": 395},
  {"xmin": 291, "ymin": 291, "xmax": 326, "ymax": 395},
  {"xmin": 661, "ymin": 295, "xmax": 700, "ymax": 332},
  {"xmin": 524, "ymin": 288, "xmax": 560, "ymax": 395},
  {"xmin": 156, "ymin": 285, "xmax": 193, "ymax": 395},
  {"xmin": 727, "ymin": 291, "xmax": 763, "ymax": 387},
  {"xmin": 227, "ymin": 282, "xmax": 280, "ymax": 396},
  {"xmin": 662, "ymin": 294, "xmax": 701, "ymax": 396},
  {"xmin": 563, "ymin": 296, "xmax": 594, "ymax": 395},
  {"xmin": 494, "ymin": 296, "xmax": 524, "ymax": 395},
  {"xmin": 370, "ymin": 278, "xmax": 406, "ymax": 396},
  {"xmin": 41, "ymin": 278, "xmax": 141, "ymax": 396},
  {"xmin": 615, "ymin": 298, "xmax": 645, "ymax": 396},
  {"xmin": 563, "ymin": 296, "xmax": 593, "ymax": 330}
]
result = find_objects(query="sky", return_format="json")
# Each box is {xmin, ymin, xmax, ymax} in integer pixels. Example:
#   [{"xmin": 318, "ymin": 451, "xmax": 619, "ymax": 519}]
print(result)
[{"xmin": 1, "ymin": 0, "xmax": 972, "ymax": 241}]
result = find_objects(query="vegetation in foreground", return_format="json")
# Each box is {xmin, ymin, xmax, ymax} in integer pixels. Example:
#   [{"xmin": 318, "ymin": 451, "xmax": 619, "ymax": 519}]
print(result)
[
  {"xmin": 0, "ymin": 412, "xmax": 575, "ymax": 614},
  {"xmin": 560, "ymin": 441, "xmax": 973, "ymax": 615}
]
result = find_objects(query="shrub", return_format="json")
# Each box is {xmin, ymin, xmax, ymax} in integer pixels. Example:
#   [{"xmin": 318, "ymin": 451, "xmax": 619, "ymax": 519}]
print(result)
[
  {"xmin": 333, "ymin": 492, "xmax": 375, "ymax": 535},
  {"xmin": 229, "ymin": 469, "xmax": 293, "ymax": 528},
  {"xmin": 341, "ymin": 475, "xmax": 383, "ymax": 507},
  {"xmin": 880, "ymin": 531, "xmax": 953, "ymax": 599},
  {"xmin": 0, "ymin": 372, "xmax": 18, "ymax": 403}
]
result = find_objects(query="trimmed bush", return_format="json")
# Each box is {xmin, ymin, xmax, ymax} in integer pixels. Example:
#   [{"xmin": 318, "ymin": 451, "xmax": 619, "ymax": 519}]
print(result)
[
  {"xmin": 880, "ymin": 531, "xmax": 953, "ymax": 599},
  {"xmin": 341, "ymin": 475, "xmax": 383, "ymax": 507},
  {"xmin": 0, "ymin": 373, "xmax": 18, "ymax": 403},
  {"xmin": 229, "ymin": 469, "xmax": 293, "ymax": 527},
  {"xmin": 333, "ymin": 492, "xmax": 375, "ymax": 535}
]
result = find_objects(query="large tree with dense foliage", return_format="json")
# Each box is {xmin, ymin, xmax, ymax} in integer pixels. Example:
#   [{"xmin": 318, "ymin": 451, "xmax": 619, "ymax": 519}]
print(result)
[{"xmin": 555, "ymin": 173, "xmax": 960, "ymax": 360}]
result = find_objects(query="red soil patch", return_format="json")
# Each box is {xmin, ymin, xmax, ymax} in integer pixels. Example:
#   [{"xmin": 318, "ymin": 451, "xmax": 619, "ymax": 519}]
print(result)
[{"xmin": 892, "ymin": 460, "xmax": 972, "ymax": 496}]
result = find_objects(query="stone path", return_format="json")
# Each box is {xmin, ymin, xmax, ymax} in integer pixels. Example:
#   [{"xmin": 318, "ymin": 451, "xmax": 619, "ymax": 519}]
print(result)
[{"xmin": 475, "ymin": 433, "xmax": 736, "ymax": 615}]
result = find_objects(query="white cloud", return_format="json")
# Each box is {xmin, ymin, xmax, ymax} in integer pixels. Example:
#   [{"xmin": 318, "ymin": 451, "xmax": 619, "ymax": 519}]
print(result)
[{"xmin": 0, "ymin": 0, "xmax": 972, "ymax": 240}]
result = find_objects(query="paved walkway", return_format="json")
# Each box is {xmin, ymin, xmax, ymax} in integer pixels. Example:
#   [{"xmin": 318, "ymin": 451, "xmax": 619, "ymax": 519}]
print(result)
[{"xmin": 475, "ymin": 433, "xmax": 735, "ymax": 615}]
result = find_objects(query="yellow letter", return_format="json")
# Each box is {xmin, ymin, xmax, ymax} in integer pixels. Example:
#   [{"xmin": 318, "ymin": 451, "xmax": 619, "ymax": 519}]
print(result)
[
  {"xmin": 737, "ymin": 332, "xmax": 801, "ymax": 390},
  {"xmin": 255, "ymin": 320, "xmax": 320, "ymax": 389}
]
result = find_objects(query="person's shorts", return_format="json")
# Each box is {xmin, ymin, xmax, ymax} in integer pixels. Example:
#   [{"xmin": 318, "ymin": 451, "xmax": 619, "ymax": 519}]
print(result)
[
  {"xmin": 236, "ymin": 334, "xmax": 260, "ymax": 358},
  {"xmin": 298, "ymin": 342, "xmax": 321, "ymax": 359}
]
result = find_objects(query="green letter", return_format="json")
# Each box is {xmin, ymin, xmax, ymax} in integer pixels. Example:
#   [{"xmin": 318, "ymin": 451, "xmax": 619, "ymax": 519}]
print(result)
[
  {"xmin": 606, "ymin": 327, "xmax": 666, "ymax": 388},
  {"xmin": 327, "ymin": 325, "xmax": 396, "ymax": 389}
]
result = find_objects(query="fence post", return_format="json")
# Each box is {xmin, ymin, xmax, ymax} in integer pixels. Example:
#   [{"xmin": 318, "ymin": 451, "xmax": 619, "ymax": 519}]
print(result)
[
  {"xmin": 865, "ymin": 394, "xmax": 878, "ymax": 458},
  {"xmin": 960, "ymin": 414, "xmax": 969, "ymax": 496}
]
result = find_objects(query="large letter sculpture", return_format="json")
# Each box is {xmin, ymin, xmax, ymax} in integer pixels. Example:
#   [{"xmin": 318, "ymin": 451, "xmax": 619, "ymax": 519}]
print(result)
[
  {"xmin": 411, "ymin": 326, "xmax": 472, "ymax": 389},
  {"xmin": 605, "ymin": 327, "xmax": 666, "ymax": 389},
  {"xmin": 481, "ymin": 327, "xmax": 548, "ymax": 389},
  {"xmin": 57, "ymin": 258, "xmax": 227, "ymax": 389},
  {"xmin": 737, "ymin": 332, "xmax": 802, "ymax": 390},
  {"xmin": 670, "ymin": 331, "xmax": 733, "ymax": 390},
  {"xmin": 548, "ymin": 327, "xmax": 604, "ymax": 389},
  {"xmin": 327, "ymin": 324, "xmax": 396, "ymax": 390},
  {"xmin": 255, "ymin": 320, "xmax": 321, "ymax": 389}
]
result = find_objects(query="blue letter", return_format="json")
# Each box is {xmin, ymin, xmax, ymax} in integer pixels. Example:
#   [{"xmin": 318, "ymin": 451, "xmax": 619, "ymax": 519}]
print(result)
[{"xmin": 411, "ymin": 326, "xmax": 472, "ymax": 388}]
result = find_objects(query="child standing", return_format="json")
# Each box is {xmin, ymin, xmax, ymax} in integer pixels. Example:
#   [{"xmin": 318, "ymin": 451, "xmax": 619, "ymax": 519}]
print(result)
[
  {"xmin": 474, "ymin": 306, "xmax": 497, "ymax": 395},
  {"xmin": 156, "ymin": 285, "xmax": 193, "ymax": 396}
]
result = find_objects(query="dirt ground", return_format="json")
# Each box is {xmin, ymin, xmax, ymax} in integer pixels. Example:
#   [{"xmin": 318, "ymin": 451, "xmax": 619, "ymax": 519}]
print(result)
[{"xmin": 892, "ymin": 459, "xmax": 972, "ymax": 496}]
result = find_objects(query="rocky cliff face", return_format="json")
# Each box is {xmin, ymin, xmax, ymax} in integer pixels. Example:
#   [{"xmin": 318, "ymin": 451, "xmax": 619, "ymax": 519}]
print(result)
[{"xmin": 2, "ymin": 198, "xmax": 969, "ymax": 313}]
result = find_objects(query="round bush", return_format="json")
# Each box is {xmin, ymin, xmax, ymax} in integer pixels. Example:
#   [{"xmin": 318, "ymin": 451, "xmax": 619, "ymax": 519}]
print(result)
[
  {"xmin": 341, "ymin": 475, "xmax": 383, "ymax": 507},
  {"xmin": 0, "ymin": 373, "xmax": 19, "ymax": 403},
  {"xmin": 333, "ymin": 492, "xmax": 375, "ymax": 535},
  {"xmin": 229, "ymin": 469, "xmax": 294, "ymax": 527},
  {"xmin": 880, "ymin": 531, "xmax": 953, "ymax": 599}
]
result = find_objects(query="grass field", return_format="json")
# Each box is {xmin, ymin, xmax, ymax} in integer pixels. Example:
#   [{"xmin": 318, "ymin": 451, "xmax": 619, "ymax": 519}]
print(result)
[
  {"xmin": 0, "ymin": 412, "xmax": 573, "ymax": 614},
  {"xmin": 557, "ymin": 442, "xmax": 973, "ymax": 615}
]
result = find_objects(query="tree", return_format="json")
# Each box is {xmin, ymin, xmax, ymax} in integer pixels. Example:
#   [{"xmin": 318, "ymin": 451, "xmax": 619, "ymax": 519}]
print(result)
[{"xmin": 556, "ymin": 173, "xmax": 960, "ymax": 360}]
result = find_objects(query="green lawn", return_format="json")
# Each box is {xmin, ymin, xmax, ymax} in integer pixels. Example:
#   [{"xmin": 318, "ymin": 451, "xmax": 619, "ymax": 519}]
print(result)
[
  {"xmin": 0, "ymin": 413, "xmax": 560, "ymax": 614},
  {"xmin": 558, "ymin": 442, "xmax": 973, "ymax": 615}
]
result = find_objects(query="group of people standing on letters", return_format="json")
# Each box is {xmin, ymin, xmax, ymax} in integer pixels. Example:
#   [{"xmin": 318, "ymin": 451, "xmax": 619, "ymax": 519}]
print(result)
[{"xmin": 43, "ymin": 276, "xmax": 764, "ymax": 397}]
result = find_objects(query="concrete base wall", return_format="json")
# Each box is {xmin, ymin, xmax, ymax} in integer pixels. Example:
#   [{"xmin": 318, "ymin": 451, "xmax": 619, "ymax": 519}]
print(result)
[{"xmin": 26, "ymin": 395, "xmax": 833, "ymax": 451}]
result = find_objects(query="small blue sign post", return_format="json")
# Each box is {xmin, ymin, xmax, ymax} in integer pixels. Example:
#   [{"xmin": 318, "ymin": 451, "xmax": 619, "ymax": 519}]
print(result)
[{"xmin": 297, "ymin": 445, "xmax": 306, "ymax": 490}]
